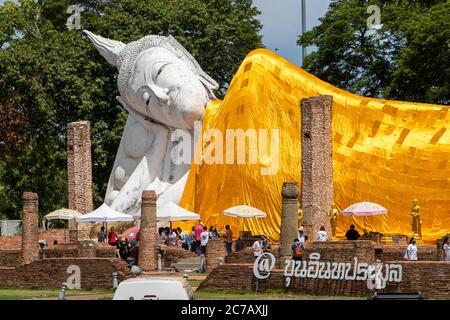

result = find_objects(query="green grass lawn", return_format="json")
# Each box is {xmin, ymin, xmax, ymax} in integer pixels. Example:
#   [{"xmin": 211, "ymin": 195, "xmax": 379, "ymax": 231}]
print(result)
[
  {"xmin": 187, "ymin": 279, "xmax": 203, "ymax": 287},
  {"xmin": 194, "ymin": 288, "xmax": 369, "ymax": 300},
  {"xmin": 0, "ymin": 288, "xmax": 114, "ymax": 300}
]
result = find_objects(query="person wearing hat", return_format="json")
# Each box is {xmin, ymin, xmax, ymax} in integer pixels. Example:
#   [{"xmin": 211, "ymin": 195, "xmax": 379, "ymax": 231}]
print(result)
[
  {"xmin": 297, "ymin": 226, "xmax": 307, "ymax": 246},
  {"xmin": 117, "ymin": 237, "xmax": 130, "ymax": 261}
]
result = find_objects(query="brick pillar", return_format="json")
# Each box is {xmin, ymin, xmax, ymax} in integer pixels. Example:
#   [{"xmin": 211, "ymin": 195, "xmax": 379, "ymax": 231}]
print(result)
[
  {"xmin": 22, "ymin": 192, "xmax": 39, "ymax": 265},
  {"xmin": 300, "ymin": 96, "xmax": 334, "ymax": 238},
  {"xmin": 68, "ymin": 121, "xmax": 93, "ymax": 240},
  {"xmin": 279, "ymin": 182, "xmax": 299, "ymax": 266},
  {"xmin": 138, "ymin": 190, "xmax": 157, "ymax": 271}
]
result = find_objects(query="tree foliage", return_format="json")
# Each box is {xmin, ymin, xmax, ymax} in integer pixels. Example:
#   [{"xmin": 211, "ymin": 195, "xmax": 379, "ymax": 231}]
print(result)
[
  {"xmin": 298, "ymin": 0, "xmax": 449, "ymax": 104},
  {"xmin": 0, "ymin": 0, "xmax": 262, "ymax": 219}
]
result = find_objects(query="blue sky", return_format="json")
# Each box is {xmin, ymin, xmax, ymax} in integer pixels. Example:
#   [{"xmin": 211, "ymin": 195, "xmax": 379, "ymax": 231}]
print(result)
[
  {"xmin": 254, "ymin": 0, "xmax": 331, "ymax": 66},
  {"xmin": 0, "ymin": 0, "xmax": 332, "ymax": 66}
]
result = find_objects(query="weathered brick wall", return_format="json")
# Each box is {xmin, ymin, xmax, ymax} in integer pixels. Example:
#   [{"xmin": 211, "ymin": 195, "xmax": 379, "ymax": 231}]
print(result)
[
  {"xmin": 225, "ymin": 247, "xmax": 255, "ymax": 264},
  {"xmin": 0, "ymin": 250, "xmax": 21, "ymax": 267},
  {"xmin": 256, "ymin": 270, "xmax": 372, "ymax": 297},
  {"xmin": 0, "ymin": 258, "xmax": 132, "ymax": 289},
  {"xmin": 304, "ymin": 241, "xmax": 375, "ymax": 263},
  {"xmin": 95, "ymin": 244, "xmax": 117, "ymax": 258},
  {"xmin": 200, "ymin": 261, "xmax": 450, "ymax": 299},
  {"xmin": 376, "ymin": 245, "xmax": 438, "ymax": 261},
  {"xmin": 224, "ymin": 241, "xmax": 375, "ymax": 265},
  {"xmin": 1, "ymin": 242, "xmax": 118, "ymax": 262},
  {"xmin": 199, "ymin": 263, "xmax": 253, "ymax": 291},
  {"xmin": 0, "ymin": 236, "xmax": 22, "ymax": 250},
  {"xmin": 44, "ymin": 245, "xmax": 79, "ymax": 258},
  {"xmin": 163, "ymin": 246, "xmax": 198, "ymax": 267},
  {"xmin": 0, "ymin": 229, "xmax": 69, "ymax": 250},
  {"xmin": 383, "ymin": 261, "xmax": 450, "ymax": 298},
  {"xmin": 206, "ymin": 239, "xmax": 228, "ymax": 271}
]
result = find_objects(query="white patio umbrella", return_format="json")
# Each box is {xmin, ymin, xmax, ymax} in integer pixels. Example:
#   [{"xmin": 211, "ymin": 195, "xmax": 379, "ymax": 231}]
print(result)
[
  {"xmin": 223, "ymin": 205, "xmax": 267, "ymax": 218},
  {"xmin": 43, "ymin": 208, "xmax": 82, "ymax": 241},
  {"xmin": 44, "ymin": 208, "xmax": 82, "ymax": 223},
  {"xmin": 342, "ymin": 201, "xmax": 388, "ymax": 232}
]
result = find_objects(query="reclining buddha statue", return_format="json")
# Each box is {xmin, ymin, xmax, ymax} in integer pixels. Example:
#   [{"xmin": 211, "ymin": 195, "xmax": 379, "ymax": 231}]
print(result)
[
  {"xmin": 84, "ymin": 30, "xmax": 218, "ymax": 216},
  {"xmin": 85, "ymin": 31, "xmax": 449, "ymax": 241}
]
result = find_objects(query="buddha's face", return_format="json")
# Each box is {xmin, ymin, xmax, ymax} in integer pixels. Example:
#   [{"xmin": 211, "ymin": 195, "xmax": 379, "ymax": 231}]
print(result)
[{"xmin": 125, "ymin": 47, "xmax": 210, "ymax": 129}]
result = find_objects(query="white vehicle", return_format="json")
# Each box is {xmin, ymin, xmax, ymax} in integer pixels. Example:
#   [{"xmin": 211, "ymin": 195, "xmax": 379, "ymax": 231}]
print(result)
[{"xmin": 113, "ymin": 277, "xmax": 195, "ymax": 300}]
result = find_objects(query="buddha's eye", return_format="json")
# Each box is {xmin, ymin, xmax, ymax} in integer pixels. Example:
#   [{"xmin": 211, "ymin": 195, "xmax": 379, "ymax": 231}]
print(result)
[{"xmin": 155, "ymin": 63, "xmax": 171, "ymax": 79}]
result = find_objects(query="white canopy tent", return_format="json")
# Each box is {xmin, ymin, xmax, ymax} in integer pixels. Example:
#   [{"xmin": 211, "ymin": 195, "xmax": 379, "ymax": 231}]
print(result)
[
  {"xmin": 157, "ymin": 201, "xmax": 200, "ymax": 222},
  {"xmin": 223, "ymin": 205, "xmax": 267, "ymax": 218},
  {"xmin": 76, "ymin": 204, "xmax": 134, "ymax": 223}
]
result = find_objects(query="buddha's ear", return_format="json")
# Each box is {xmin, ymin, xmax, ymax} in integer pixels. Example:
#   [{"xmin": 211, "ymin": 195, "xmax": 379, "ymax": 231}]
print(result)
[
  {"xmin": 84, "ymin": 30, "xmax": 125, "ymax": 68},
  {"xmin": 117, "ymin": 96, "xmax": 128, "ymax": 109}
]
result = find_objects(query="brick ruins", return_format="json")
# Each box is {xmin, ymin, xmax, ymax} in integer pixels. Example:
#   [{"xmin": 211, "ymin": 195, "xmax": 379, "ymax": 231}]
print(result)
[
  {"xmin": 138, "ymin": 190, "xmax": 157, "ymax": 271},
  {"xmin": 301, "ymin": 95, "xmax": 334, "ymax": 237},
  {"xmin": 67, "ymin": 121, "xmax": 93, "ymax": 214},
  {"xmin": 67, "ymin": 121, "xmax": 93, "ymax": 240},
  {"xmin": 0, "ymin": 105, "xmax": 448, "ymax": 297}
]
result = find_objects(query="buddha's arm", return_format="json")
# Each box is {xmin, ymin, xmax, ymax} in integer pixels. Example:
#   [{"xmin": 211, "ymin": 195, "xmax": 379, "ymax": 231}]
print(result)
[{"xmin": 106, "ymin": 113, "xmax": 168, "ymax": 214}]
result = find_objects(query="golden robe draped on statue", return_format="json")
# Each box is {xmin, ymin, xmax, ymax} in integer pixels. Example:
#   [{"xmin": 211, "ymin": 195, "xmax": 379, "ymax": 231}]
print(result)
[{"xmin": 176, "ymin": 49, "xmax": 450, "ymax": 242}]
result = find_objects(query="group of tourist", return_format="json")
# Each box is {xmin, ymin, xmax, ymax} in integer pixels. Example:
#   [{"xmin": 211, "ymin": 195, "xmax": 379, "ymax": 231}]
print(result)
[
  {"xmin": 98, "ymin": 221, "xmax": 450, "ymax": 266},
  {"xmin": 153, "ymin": 221, "xmax": 225, "ymax": 256}
]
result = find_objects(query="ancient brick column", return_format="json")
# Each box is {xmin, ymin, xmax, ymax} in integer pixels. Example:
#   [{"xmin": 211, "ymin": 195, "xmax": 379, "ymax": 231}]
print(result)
[
  {"xmin": 67, "ymin": 121, "xmax": 93, "ymax": 214},
  {"xmin": 67, "ymin": 121, "xmax": 93, "ymax": 240},
  {"xmin": 300, "ymin": 95, "xmax": 334, "ymax": 238},
  {"xmin": 138, "ymin": 190, "xmax": 157, "ymax": 271},
  {"xmin": 279, "ymin": 182, "xmax": 299, "ymax": 266},
  {"xmin": 22, "ymin": 192, "xmax": 39, "ymax": 265}
]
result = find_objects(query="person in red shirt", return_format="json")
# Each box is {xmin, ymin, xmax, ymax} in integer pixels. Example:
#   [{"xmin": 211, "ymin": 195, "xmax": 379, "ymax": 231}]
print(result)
[
  {"xmin": 224, "ymin": 225, "xmax": 233, "ymax": 256},
  {"xmin": 108, "ymin": 227, "xmax": 118, "ymax": 246},
  {"xmin": 194, "ymin": 222, "xmax": 203, "ymax": 256}
]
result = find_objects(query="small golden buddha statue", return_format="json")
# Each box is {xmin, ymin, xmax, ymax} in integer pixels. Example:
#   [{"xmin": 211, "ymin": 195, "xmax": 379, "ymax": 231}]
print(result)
[
  {"xmin": 329, "ymin": 203, "xmax": 339, "ymax": 237},
  {"xmin": 411, "ymin": 198, "xmax": 422, "ymax": 238},
  {"xmin": 297, "ymin": 207, "xmax": 304, "ymax": 227}
]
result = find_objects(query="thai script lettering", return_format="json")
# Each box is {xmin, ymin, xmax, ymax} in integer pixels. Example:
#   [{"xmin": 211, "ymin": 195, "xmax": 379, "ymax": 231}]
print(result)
[{"xmin": 283, "ymin": 253, "xmax": 402, "ymax": 290}]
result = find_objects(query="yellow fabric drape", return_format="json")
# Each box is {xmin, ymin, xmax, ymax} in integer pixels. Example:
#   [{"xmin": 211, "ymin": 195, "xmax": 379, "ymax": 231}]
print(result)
[{"xmin": 175, "ymin": 49, "xmax": 450, "ymax": 242}]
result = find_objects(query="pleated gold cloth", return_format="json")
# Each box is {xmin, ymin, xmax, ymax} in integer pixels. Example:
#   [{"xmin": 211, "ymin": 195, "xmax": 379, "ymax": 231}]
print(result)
[{"xmin": 176, "ymin": 49, "xmax": 449, "ymax": 242}]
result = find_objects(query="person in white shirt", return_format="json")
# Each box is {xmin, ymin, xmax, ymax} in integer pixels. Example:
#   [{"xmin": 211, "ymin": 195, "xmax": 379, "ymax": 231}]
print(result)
[
  {"xmin": 252, "ymin": 238, "xmax": 263, "ymax": 258},
  {"xmin": 316, "ymin": 225, "xmax": 329, "ymax": 241},
  {"xmin": 404, "ymin": 237, "xmax": 418, "ymax": 260},
  {"xmin": 200, "ymin": 226, "xmax": 209, "ymax": 255},
  {"xmin": 442, "ymin": 236, "xmax": 450, "ymax": 261},
  {"xmin": 297, "ymin": 226, "xmax": 307, "ymax": 245}
]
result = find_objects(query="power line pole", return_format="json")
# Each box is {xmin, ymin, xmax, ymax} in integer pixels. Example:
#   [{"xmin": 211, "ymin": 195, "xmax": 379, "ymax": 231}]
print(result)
[{"xmin": 301, "ymin": 0, "xmax": 306, "ymax": 66}]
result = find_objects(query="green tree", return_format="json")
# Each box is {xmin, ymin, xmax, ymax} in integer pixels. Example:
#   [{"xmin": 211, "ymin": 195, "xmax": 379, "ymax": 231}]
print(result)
[
  {"xmin": 0, "ymin": 0, "xmax": 262, "ymax": 219},
  {"xmin": 298, "ymin": 0, "xmax": 449, "ymax": 104}
]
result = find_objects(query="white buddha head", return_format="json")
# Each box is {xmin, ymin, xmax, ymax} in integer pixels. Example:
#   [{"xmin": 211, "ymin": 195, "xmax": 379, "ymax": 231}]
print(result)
[{"xmin": 84, "ymin": 31, "xmax": 218, "ymax": 129}]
